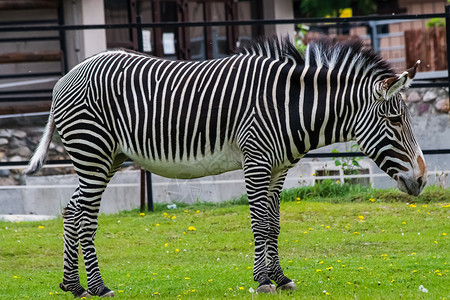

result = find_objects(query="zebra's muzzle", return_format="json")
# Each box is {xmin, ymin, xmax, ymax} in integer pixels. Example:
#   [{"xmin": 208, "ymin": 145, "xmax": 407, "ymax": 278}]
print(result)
[{"xmin": 395, "ymin": 174, "xmax": 426, "ymax": 196}]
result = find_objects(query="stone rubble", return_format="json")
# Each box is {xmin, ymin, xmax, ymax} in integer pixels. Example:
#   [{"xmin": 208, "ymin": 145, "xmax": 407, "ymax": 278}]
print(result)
[
  {"xmin": 0, "ymin": 127, "xmax": 72, "ymax": 185},
  {"xmin": 404, "ymin": 87, "xmax": 450, "ymax": 114}
]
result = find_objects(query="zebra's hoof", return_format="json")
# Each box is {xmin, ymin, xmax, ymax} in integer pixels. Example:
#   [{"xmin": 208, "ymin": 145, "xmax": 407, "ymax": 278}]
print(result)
[
  {"xmin": 59, "ymin": 282, "xmax": 89, "ymax": 298},
  {"xmin": 87, "ymin": 286, "xmax": 115, "ymax": 297},
  {"xmin": 256, "ymin": 284, "xmax": 276, "ymax": 294},
  {"xmin": 277, "ymin": 281, "xmax": 298, "ymax": 291},
  {"xmin": 100, "ymin": 290, "xmax": 115, "ymax": 297}
]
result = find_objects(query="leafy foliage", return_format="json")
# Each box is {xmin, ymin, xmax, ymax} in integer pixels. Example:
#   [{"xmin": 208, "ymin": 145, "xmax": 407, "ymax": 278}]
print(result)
[
  {"xmin": 299, "ymin": 0, "xmax": 377, "ymax": 17},
  {"xmin": 332, "ymin": 143, "xmax": 363, "ymax": 176},
  {"xmin": 426, "ymin": 18, "xmax": 446, "ymax": 28}
]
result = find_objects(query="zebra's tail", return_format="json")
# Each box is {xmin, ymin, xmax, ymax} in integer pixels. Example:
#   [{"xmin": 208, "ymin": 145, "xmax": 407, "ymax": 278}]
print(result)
[{"xmin": 23, "ymin": 111, "xmax": 56, "ymax": 175}]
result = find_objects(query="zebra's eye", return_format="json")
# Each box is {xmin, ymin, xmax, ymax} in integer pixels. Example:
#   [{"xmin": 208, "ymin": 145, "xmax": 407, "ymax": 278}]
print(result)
[{"xmin": 387, "ymin": 114, "xmax": 402, "ymax": 124}]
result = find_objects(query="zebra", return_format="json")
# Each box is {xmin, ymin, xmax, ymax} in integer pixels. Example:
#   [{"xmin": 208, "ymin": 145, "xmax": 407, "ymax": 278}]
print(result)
[{"xmin": 25, "ymin": 36, "xmax": 427, "ymax": 297}]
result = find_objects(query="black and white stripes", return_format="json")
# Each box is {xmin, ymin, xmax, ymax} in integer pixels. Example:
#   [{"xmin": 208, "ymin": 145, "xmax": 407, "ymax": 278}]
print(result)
[{"xmin": 25, "ymin": 36, "xmax": 426, "ymax": 296}]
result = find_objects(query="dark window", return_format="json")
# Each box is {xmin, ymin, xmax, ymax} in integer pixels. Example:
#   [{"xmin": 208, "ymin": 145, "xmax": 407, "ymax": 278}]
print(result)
[{"xmin": 104, "ymin": 0, "xmax": 264, "ymax": 60}]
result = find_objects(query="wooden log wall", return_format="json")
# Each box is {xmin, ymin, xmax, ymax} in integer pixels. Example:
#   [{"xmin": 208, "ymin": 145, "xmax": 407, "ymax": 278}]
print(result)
[{"xmin": 404, "ymin": 27, "xmax": 447, "ymax": 72}]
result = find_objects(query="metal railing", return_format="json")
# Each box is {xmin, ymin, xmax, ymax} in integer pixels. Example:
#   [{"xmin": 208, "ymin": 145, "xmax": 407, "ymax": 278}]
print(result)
[
  {"xmin": 1, "ymin": 8, "xmax": 450, "ymax": 102},
  {"xmin": 1, "ymin": 8, "xmax": 450, "ymax": 211}
]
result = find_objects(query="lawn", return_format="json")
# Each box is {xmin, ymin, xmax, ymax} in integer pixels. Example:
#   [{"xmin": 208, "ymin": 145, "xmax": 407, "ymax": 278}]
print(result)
[{"xmin": 0, "ymin": 184, "xmax": 449, "ymax": 299}]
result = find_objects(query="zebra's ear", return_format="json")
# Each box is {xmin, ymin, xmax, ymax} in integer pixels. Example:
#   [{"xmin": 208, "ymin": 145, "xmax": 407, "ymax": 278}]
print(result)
[{"xmin": 379, "ymin": 60, "xmax": 420, "ymax": 100}]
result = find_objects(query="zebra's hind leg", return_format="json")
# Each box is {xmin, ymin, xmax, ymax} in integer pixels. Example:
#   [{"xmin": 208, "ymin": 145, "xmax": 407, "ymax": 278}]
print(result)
[
  {"xmin": 266, "ymin": 170, "xmax": 297, "ymax": 291},
  {"xmin": 60, "ymin": 187, "xmax": 90, "ymax": 298},
  {"xmin": 64, "ymin": 151, "xmax": 126, "ymax": 298},
  {"xmin": 81, "ymin": 155, "xmax": 127, "ymax": 297}
]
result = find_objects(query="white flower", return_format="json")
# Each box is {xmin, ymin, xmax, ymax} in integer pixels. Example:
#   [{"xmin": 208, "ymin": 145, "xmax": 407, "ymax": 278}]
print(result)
[
  {"xmin": 419, "ymin": 285, "xmax": 428, "ymax": 293},
  {"xmin": 248, "ymin": 287, "xmax": 255, "ymax": 293}
]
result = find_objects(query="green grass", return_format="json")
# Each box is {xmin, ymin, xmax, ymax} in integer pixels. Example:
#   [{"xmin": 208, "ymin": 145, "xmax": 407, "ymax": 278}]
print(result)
[{"xmin": 0, "ymin": 185, "xmax": 449, "ymax": 299}]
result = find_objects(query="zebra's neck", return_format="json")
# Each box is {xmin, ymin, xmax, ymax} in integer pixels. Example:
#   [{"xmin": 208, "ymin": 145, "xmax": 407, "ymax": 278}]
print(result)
[{"xmin": 289, "ymin": 62, "xmax": 370, "ymax": 157}]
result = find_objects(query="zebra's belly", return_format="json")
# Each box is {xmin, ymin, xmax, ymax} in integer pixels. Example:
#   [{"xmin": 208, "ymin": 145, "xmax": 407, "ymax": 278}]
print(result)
[{"xmin": 124, "ymin": 146, "xmax": 244, "ymax": 179}]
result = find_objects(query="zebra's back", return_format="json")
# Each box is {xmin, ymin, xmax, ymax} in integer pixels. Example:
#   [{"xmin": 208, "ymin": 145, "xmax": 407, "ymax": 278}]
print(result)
[{"xmin": 51, "ymin": 50, "xmax": 280, "ymax": 178}]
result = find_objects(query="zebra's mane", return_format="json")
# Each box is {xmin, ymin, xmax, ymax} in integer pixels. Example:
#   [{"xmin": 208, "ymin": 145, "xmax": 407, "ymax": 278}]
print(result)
[
  {"xmin": 236, "ymin": 36, "xmax": 394, "ymax": 77},
  {"xmin": 236, "ymin": 36, "xmax": 304, "ymax": 65}
]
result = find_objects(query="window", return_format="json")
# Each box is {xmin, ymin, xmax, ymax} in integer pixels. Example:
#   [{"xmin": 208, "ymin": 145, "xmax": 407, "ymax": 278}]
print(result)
[{"xmin": 104, "ymin": 0, "xmax": 264, "ymax": 60}]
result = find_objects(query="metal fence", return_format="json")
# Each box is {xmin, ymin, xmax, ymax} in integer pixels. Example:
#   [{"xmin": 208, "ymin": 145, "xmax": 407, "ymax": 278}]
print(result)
[
  {"xmin": 1, "ymin": 8, "xmax": 450, "ymax": 102},
  {"xmin": 1, "ymin": 8, "xmax": 450, "ymax": 211}
]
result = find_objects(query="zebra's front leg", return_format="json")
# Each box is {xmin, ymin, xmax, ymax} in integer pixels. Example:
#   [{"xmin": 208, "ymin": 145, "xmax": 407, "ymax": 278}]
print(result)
[
  {"xmin": 243, "ymin": 157, "xmax": 276, "ymax": 293},
  {"xmin": 60, "ymin": 188, "xmax": 90, "ymax": 298},
  {"xmin": 266, "ymin": 171, "xmax": 297, "ymax": 291}
]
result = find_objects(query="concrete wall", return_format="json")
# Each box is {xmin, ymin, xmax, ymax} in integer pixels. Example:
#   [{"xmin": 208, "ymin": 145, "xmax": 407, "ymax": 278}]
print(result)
[
  {"xmin": 0, "ymin": 160, "xmax": 388, "ymax": 217},
  {"xmin": 263, "ymin": 0, "xmax": 295, "ymax": 39},
  {"xmin": 63, "ymin": 0, "xmax": 107, "ymax": 69}
]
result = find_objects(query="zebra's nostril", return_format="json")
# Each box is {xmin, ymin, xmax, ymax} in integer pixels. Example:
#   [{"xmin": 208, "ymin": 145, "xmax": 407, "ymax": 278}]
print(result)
[{"xmin": 417, "ymin": 176, "xmax": 423, "ymax": 187}]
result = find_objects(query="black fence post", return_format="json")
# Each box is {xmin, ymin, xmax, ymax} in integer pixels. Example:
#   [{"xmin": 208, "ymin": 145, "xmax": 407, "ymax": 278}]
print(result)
[
  {"xmin": 146, "ymin": 171, "xmax": 154, "ymax": 212},
  {"xmin": 135, "ymin": 15, "xmax": 154, "ymax": 212},
  {"xmin": 446, "ymin": 5, "xmax": 450, "ymax": 92},
  {"xmin": 136, "ymin": 15, "xmax": 143, "ymax": 52},
  {"xmin": 140, "ymin": 169, "xmax": 145, "ymax": 212},
  {"xmin": 57, "ymin": 1, "xmax": 68, "ymax": 75}
]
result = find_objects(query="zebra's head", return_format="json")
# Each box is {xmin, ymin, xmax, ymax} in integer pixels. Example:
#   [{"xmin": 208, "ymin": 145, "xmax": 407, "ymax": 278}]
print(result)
[{"xmin": 356, "ymin": 60, "xmax": 427, "ymax": 196}]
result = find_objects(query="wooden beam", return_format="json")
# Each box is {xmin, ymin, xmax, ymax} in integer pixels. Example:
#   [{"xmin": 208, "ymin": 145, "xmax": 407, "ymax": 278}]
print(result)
[
  {"xmin": 0, "ymin": 52, "xmax": 61, "ymax": 64},
  {"xmin": 0, "ymin": 0, "xmax": 59, "ymax": 9},
  {"xmin": 0, "ymin": 101, "xmax": 52, "ymax": 115}
]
